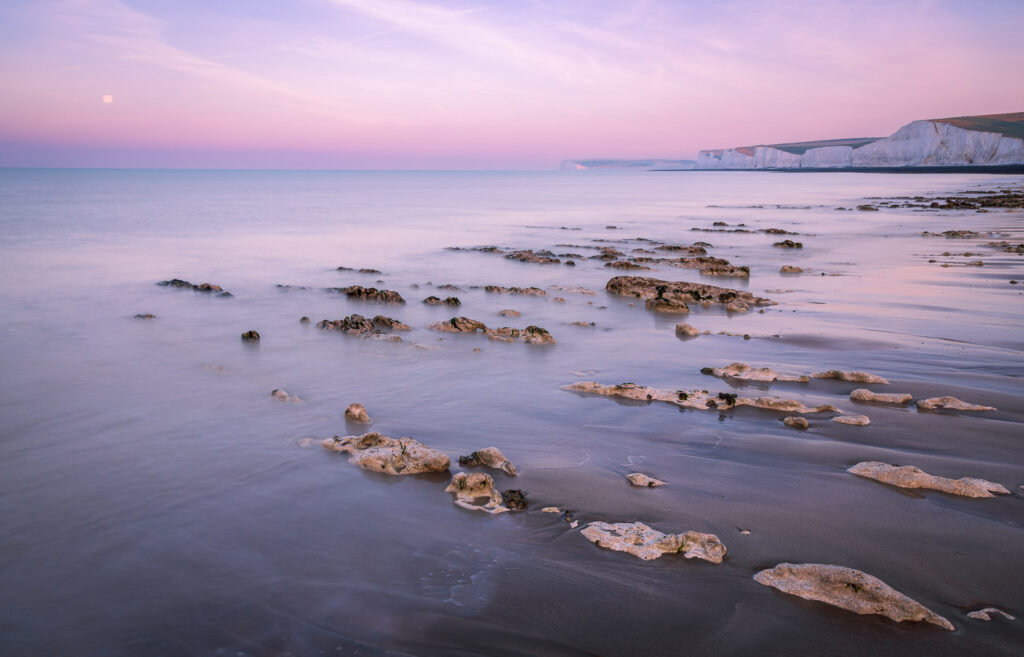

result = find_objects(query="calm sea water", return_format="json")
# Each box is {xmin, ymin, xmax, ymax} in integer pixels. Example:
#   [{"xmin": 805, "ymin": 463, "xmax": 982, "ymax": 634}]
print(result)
[{"xmin": 1, "ymin": 169, "xmax": 1022, "ymax": 656}]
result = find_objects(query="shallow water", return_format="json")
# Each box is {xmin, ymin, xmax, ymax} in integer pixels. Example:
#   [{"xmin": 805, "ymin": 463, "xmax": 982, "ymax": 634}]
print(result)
[{"xmin": 1, "ymin": 169, "xmax": 1022, "ymax": 656}]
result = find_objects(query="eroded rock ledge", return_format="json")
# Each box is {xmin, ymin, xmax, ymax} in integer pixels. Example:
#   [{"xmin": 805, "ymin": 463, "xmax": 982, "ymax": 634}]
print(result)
[
  {"xmin": 565, "ymin": 381, "xmax": 841, "ymax": 414},
  {"xmin": 580, "ymin": 521, "xmax": 725, "ymax": 563},
  {"xmin": 847, "ymin": 461, "xmax": 1009, "ymax": 498},
  {"xmin": 327, "ymin": 285, "xmax": 405, "ymax": 304},
  {"xmin": 754, "ymin": 563, "xmax": 953, "ymax": 630},
  {"xmin": 605, "ymin": 275, "xmax": 775, "ymax": 313},
  {"xmin": 484, "ymin": 285, "xmax": 547, "ymax": 296},
  {"xmin": 850, "ymin": 389, "xmax": 913, "ymax": 404},
  {"xmin": 157, "ymin": 278, "xmax": 232, "ymax": 296},
  {"xmin": 702, "ymin": 362, "xmax": 809, "ymax": 382},
  {"xmin": 322, "ymin": 432, "xmax": 450, "ymax": 475},
  {"xmin": 317, "ymin": 314, "xmax": 410, "ymax": 338},
  {"xmin": 916, "ymin": 396, "xmax": 996, "ymax": 411}
]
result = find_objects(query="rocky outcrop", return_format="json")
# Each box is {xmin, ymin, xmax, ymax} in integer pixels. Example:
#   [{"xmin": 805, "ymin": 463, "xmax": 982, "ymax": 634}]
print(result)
[
  {"xmin": 780, "ymin": 265, "xmax": 804, "ymax": 274},
  {"xmin": 967, "ymin": 608, "xmax": 1015, "ymax": 621},
  {"xmin": 850, "ymin": 389, "xmax": 912, "ymax": 404},
  {"xmin": 423, "ymin": 296, "xmax": 461, "ymax": 306},
  {"xmin": 322, "ymin": 432, "xmax": 450, "ymax": 475},
  {"xmin": 606, "ymin": 275, "xmax": 775, "ymax": 313},
  {"xmin": 580, "ymin": 522, "xmax": 725, "ymax": 563},
  {"xmin": 428, "ymin": 317, "xmax": 556, "ymax": 345},
  {"xmin": 753, "ymin": 563, "xmax": 954, "ymax": 630},
  {"xmin": 916, "ymin": 396, "xmax": 996, "ymax": 411},
  {"xmin": 702, "ymin": 363, "xmax": 809, "ymax": 382},
  {"xmin": 832, "ymin": 415, "xmax": 870, "ymax": 426},
  {"xmin": 484, "ymin": 285, "xmax": 546, "ymax": 296},
  {"xmin": 344, "ymin": 402, "xmax": 372, "ymax": 423},
  {"xmin": 327, "ymin": 286, "xmax": 405, "ymax": 304},
  {"xmin": 505, "ymin": 249, "xmax": 562, "ymax": 264},
  {"xmin": 157, "ymin": 279, "xmax": 231, "ymax": 296},
  {"xmin": 565, "ymin": 381, "xmax": 841, "ymax": 414},
  {"xmin": 317, "ymin": 314, "xmax": 410, "ymax": 337},
  {"xmin": 241, "ymin": 330, "xmax": 260, "ymax": 342},
  {"xmin": 773, "ymin": 240, "xmax": 803, "ymax": 249},
  {"xmin": 811, "ymin": 370, "xmax": 888, "ymax": 384},
  {"xmin": 675, "ymin": 323, "xmax": 701, "ymax": 338},
  {"xmin": 847, "ymin": 461, "xmax": 1009, "ymax": 498},
  {"xmin": 783, "ymin": 416, "xmax": 809, "ymax": 430},
  {"xmin": 445, "ymin": 472, "xmax": 512, "ymax": 514},
  {"xmin": 626, "ymin": 473, "xmax": 665, "ymax": 487},
  {"xmin": 458, "ymin": 447, "xmax": 517, "ymax": 476}
]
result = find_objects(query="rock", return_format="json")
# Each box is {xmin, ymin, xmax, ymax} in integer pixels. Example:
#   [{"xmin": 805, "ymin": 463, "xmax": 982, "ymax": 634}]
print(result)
[
  {"xmin": 552, "ymin": 297, "xmax": 566, "ymax": 303},
  {"xmin": 299, "ymin": 316, "xmax": 310, "ymax": 324},
  {"xmin": 155, "ymin": 276, "xmax": 230, "ymax": 294},
  {"xmin": 772, "ymin": 240, "xmax": 803, "ymax": 248},
  {"xmin": 317, "ymin": 314, "xmax": 410, "ymax": 337},
  {"xmin": 505, "ymin": 249, "xmax": 562, "ymax": 264},
  {"xmin": 322, "ymin": 432, "xmax": 450, "ymax": 475},
  {"xmin": 484, "ymin": 285, "xmax": 546, "ymax": 296},
  {"xmin": 423, "ymin": 296, "xmax": 461, "ymax": 306},
  {"xmin": 134, "ymin": 313, "xmax": 156, "ymax": 319},
  {"xmin": 326, "ymin": 285, "xmax": 405, "ymax": 304},
  {"xmin": 541, "ymin": 506, "xmax": 561, "ymax": 513},
  {"xmin": 645, "ymin": 297, "xmax": 690, "ymax": 313},
  {"xmin": 967, "ymin": 608, "xmax": 1015, "ymax": 621},
  {"xmin": 849, "ymin": 389, "xmax": 912, "ymax": 404},
  {"xmin": 549, "ymin": 285, "xmax": 597, "ymax": 296},
  {"xmin": 565, "ymin": 381, "xmax": 841, "ymax": 414},
  {"xmin": 699, "ymin": 263, "xmax": 750, "ymax": 278},
  {"xmin": 502, "ymin": 489, "xmax": 528, "ymax": 510},
  {"xmin": 445, "ymin": 472, "xmax": 510, "ymax": 514},
  {"xmin": 626, "ymin": 473, "xmax": 665, "ymax": 487},
  {"xmin": 704, "ymin": 362, "xmax": 809, "ymax": 382},
  {"xmin": 428, "ymin": 316, "xmax": 488, "ymax": 334},
  {"xmin": 675, "ymin": 323, "xmax": 701, "ymax": 338},
  {"xmin": 847, "ymin": 461, "xmax": 1009, "ymax": 498},
  {"xmin": 605, "ymin": 260, "xmax": 650, "ymax": 270},
  {"xmin": 605, "ymin": 276, "xmax": 775, "ymax": 312},
  {"xmin": 271, "ymin": 389, "xmax": 301, "ymax": 402},
  {"xmin": 458, "ymin": 447, "xmax": 517, "ymax": 476},
  {"xmin": 780, "ymin": 265, "xmax": 803, "ymax": 273},
  {"xmin": 811, "ymin": 370, "xmax": 888, "ymax": 384},
  {"xmin": 428, "ymin": 318, "xmax": 555, "ymax": 345},
  {"xmin": 498, "ymin": 309, "xmax": 521, "ymax": 317},
  {"xmin": 359, "ymin": 268, "xmax": 382, "ymax": 274},
  {"xmin": 753, "ymin": 563, "xmax": 953, "ymax": 630},
  {"xmin": 580, "ymin": 522, "xmax": 725, "ymax": 563},
  {"xmin": 570, "ymin": 321, "xmax": 595, "ymax": 327},
  {"xmin": 344, "ymin": 402, "xmax": 372, "ymax": 423},
  {"xmin": 832, "ymin": 415, "xmax": 870, "ymax": 426},
  {"xmin": 241, "ymin": 330, "xmax": 260, "ymax": 342},
  {"xmin": 784, "ymin": 416, "xmax": 809, "ymax": 430},
  {"xmin": 856, "ymin": 204, "xmax": 879, "ymax": 211},
  {"xmin": 916, "ymin": 396, "xmax": 996, "ymax": 411}
]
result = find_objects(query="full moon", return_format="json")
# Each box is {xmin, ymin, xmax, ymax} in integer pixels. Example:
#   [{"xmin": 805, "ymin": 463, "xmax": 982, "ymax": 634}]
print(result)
[{"xmin": 102, "ymin": 94, "xmax": 113, "ymax": 104}]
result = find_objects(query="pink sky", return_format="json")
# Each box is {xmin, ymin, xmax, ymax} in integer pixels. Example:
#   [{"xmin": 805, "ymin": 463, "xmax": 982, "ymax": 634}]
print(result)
[{"xmin": 1, "ymin": 0, "xmax": 1023, "ymax": 169}]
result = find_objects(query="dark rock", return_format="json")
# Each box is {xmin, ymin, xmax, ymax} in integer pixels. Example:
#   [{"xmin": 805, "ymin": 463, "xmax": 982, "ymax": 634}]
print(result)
[
  {"xmin": 423, "ymin": 296, "xmax": 461, "ymax": 306},
  {"xmin": 241, "ymin": 330, "xmax": 260, "ymax": 342},
  {"xmin": 502, "ymin": 489, "xmax": 528, "ymax": 511},
  {"xmin": 327, "ymin": 285, "xmax": 405, "ymax": 304},
  {"xmin": 134, "ymin": 313, "xmax": 156, "ymax": 320},
  {"xmin": 772, "ymin": 240, "xmax": 803, "ymax": 249}
]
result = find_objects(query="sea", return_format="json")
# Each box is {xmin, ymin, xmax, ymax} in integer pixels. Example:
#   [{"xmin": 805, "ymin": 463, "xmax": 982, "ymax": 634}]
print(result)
[{"xmin": 0, "ymin": 168, "xmax": 1021, "ymax": 656}]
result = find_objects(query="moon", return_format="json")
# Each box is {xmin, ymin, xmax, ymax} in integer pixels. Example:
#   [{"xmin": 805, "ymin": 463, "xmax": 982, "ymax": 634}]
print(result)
[{"xmin": 102, "ymin": 94, "xmax": 113, "ymax": 104}]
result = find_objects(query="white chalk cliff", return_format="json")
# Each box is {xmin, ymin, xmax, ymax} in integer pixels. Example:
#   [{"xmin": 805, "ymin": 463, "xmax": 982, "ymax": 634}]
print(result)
[{"xmin": 696, "ymin": 112, "xmax": 1024, "ymax": 169}]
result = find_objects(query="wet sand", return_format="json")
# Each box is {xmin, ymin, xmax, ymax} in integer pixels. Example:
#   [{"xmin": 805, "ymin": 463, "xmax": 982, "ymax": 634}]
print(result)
[{"xmin": 0, "ymin": 170, "xmax": 1021, "ymax": 656}]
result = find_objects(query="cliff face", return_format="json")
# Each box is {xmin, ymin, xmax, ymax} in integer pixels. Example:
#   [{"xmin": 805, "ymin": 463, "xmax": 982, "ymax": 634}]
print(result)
[{"xmin": 696, "ymin": 113, "xmax": 1024, "ymax": 169}]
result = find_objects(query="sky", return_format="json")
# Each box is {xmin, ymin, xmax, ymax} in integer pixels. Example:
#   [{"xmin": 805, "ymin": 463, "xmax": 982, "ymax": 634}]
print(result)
[{"xmin": 1, "ymin": 0, "xmax": 1023, "ymax": 169}]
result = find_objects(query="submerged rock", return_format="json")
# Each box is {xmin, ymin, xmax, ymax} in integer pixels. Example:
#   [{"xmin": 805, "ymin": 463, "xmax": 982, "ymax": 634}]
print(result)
[
  {"xmin": 916, "ymin": 396, "xmax": 996, "ymax": 411},
  {"xmin": 675, "ymin": 322, "xmax": 701, "ymax": 337},
  {"xmin": 606, "ymin": 275, "xmax": 775, "ymax": 313},
  {"xmin": 565, "ymin": 381, "xmax": 841, "ymax": 414},
  {"xmin": 322, "ymin": 432, "xmax": 450, "ymax": 475},
  {"xmin": 703, "ymin": 362, "xmax": 809, "ymax": 382},
  {"xmin": 780, "ymin": 265, "xmax": 804, "ymax": 273},
  {"xmin": 811, "ymin": 370, "xmax": 888, "ymax": 384},
  {"xmin": 271, "ymin": 389, "xmax": 301, "ymax": 402},
  {"xmin": 428, "ymin": 316, "xmax": 488, "ymax": 334},
  {"xmin": 848, "ymin": 461, "xmax": 1009, "ymax": 498},
  {"xmin": 772, "ymin": 240, "xmax": 803, "ymax": 249},
  {"xmin": 423, "ymin": 295, "xmax": 461, "ymax": 306},
  {"xmin": 580, "ymin": 522, "xmax": 725, "ymax": 563},
  {"xmin": 428, "ymin": 318, "xmax": 555, "ymax": 345},
  {"xmin": 505, "ymin": 249, "xmax": 562, "ymax": 264},
  {"xmin": 699, "ymin": 263, "xmax": 750, "ymax": 278},
  {"xmin": 850, "ymin": 389, "xmax": 913, "ymax": 404},
  {"xmin": 458, "ymin": 447, "xmax": 517, "ymax": 476},
  {"xmin": 445, "ymin": 472, "xmax": 510, "ymax": 514},
  {"xmin": 646, "ymin": 297, "xmax": 690, "ymax": 313},
  {"xmin": 498, "ymin": 309, "xmax": 521, "ymax": 317},
  {"xmin": 157, "ymin": 278, "xmax": 231, "ymax": 295},
  {"xmin": 241, "ymin": 330, "xmax": 260, "ymax": 342},
  {"xmin": 626, "ymin": 473, "xmax": 665, "ymax": 487},
  {"xmin": 832, "ymin": 415, "xmax": 870, "ymax": 426},
  {"xmin": 967, "ymin": 608, "xmax": 1015, "ymax": 621},
  {"xmin": 299, "ymin": 316, "xmax": 310, "ymax": 324},
  {"xmin": 605, "ymin": 260, "xmax": 649, "ymax": 270},
  {"xmin": 753, "ymin": 563, "xmax": 954, "ymax": 630},
  {"xmin": 783, "ymin": 416, "xmax": 810, "ymax": 430},
  {"xmin": 134, "ymin": 313, "xmax": 156, "ymax": 320},
  {"xmin": 327, "ymin": 285, "xmax": 405, "ymax": 304},
  {"xmin": 502, "ymin": 489, "xmax": 528, "ymax": 510},
  {"xmin": 484, "ymin": 285, "xmax": 546, "ymax": 296},
  {"xmin": 344, "ymin": 402, "xmax": 372, "ymax": 424}
]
